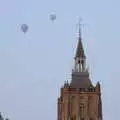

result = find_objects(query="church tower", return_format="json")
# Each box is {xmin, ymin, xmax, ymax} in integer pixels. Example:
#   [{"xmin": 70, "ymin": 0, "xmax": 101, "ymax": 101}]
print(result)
[{"xmin": 57, "ymin": 25, "xmax": 102, "ymax": 120}]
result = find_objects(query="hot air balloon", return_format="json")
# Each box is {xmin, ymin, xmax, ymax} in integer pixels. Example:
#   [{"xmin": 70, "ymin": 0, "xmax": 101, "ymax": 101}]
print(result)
[
  {"xmin": 50, "ymin": 14, "xmax": 56, "ymax": 21},
  {"xmin": 21, "ymin": 24, "xmax": 28, "ymax": 33}
]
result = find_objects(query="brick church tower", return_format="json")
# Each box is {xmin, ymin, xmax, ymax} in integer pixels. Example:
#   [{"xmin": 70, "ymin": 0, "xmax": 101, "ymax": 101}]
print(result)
[{"xmin": 57, "ymin": 27, "xmax": 103, "ymax": 120}]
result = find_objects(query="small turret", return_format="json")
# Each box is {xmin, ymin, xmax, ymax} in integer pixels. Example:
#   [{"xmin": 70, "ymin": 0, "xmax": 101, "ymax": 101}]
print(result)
[{"xmin": 95, "ymin": 81, "xmax": 101, "ymax": 92}]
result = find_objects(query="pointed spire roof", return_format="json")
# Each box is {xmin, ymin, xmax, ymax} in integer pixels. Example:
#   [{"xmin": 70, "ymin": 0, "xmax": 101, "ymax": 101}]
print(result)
[
  {"xmin": 75, "ymin": 20, "xmax": 86, "ymax": 58},
  {"xmin": 75, "ymin": 38, "xmax": 85, "ymax": 58}
]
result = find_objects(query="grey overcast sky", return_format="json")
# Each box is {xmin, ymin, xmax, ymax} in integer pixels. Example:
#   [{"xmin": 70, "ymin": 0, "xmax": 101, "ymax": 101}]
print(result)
[{"xmin": 0, "ymin": 0, "xmax": 119, "ymax": 120}]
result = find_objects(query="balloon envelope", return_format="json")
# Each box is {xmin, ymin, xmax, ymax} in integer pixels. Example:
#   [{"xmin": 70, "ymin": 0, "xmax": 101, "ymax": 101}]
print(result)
[
  {"xmin": 50, "ymin": 14, "xmax": 56, "ymax": 21},
  {"xmin": 21, "ymin": 24, "xmax": 28, "ymax": 33}
]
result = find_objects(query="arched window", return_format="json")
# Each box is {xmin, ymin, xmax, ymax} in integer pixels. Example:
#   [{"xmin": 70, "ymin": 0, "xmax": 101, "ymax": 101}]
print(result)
[{"xmin": 79, "ymin": 103, "xmax": 85, "ymax": 112}]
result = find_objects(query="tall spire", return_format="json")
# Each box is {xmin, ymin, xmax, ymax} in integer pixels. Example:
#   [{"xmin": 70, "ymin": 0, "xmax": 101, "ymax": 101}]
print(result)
[
  {"xmin": 75, "ymin": 38, "xmax": 85, "ymax": 58},
  {"xmin": 71, "ymin": 18, "xmax": 92, "ymax": 88},
  {"xmin": 73, "ymin": 18, "xmax": 86, "ymax": 72},
  {"xmin": 75, "ymin": 18, "xmax": 85, "ymax": 59}
]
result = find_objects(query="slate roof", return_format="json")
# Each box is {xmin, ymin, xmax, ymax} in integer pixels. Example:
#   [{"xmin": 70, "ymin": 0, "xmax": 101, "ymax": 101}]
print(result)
[
  {"xmin": 75, "ymin": 38, "xmax": 86, "ymax": 58},
  {"xmin": 70, "ymin": 71, "xmax": 93, "ymax": 88}
]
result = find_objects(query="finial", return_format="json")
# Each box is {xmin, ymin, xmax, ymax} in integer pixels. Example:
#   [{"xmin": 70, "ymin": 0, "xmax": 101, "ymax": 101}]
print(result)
[{"xmin": 78, "ymin": 17, "xmax": 82, "ymax": 40}]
